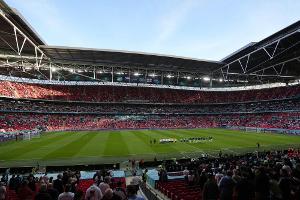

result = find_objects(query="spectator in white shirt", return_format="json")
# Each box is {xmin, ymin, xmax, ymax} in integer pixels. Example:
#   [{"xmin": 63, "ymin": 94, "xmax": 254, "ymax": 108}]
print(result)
[
  {"xmin": 0, "ymin": 182, "xmax": 6, "ymax": 200},
  {"xmin": 58, "ymin": 184, "xmax": 74, "ymax": 200},
  {"xmin": 99, "ymin": 177, "xmax": 111, "ymax": 196},
  {"xmin": 85, "ymin": 180, "xmax": 103, "ymax": 200}
]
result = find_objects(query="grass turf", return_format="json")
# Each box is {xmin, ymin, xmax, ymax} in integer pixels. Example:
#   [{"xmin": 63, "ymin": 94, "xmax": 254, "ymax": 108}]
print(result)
[{"xmin": 0, "ymin": 128, "xmax": 299, "ymax": 167}]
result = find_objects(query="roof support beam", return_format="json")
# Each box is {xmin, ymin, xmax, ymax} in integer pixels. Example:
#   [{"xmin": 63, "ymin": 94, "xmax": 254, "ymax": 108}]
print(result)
[
  {"xmin": 272, "ymin": 66, "xmax": 279, "ymax": 75},
  {"xmin": 214, "ymin": 27, "xmax": 300, "ymax": 74},
  {"xmin": 272, "ymin": 40, "xmax": 280, "ymax": 58},
  {"xmin": 215, "ymin": 38, "xmax": 300, "ymax": 82},
  {"xmin": 225, "ymin": 72, "xmax": 294, "ymax": 78},
  {"xmin": 263, "ymin": 40, "xmax": 280, "ymax": 59},
  {"xmin": 263, "ymin": 47, "xmax": 272, "ymax": 59},
  {"xmin": 244, "ymin": 55, "xmax": 250, "ymax": 72},
  {"xmin": 19, "ymin": 37, "xmax": 27, "ymax": 55},
  {"xmin": 250, "ymin": 55, "xmax": 300, "ymax": 75},
  {"xmin": 0, "ymin": 9, "xmax": 46, "ymax": 57},
  {"xmin": 0, "ymin": 34, "xmax": 17, "ymax": 53},
  {"xmin": 220, "ymin": 68, "xmax": 226, "ymax": 80},
  {"xmin": 13, "ymin": 27, "xmax": 20, "ymax": 54},
  {"xmin": 225, "ymin": 65, "xmax": 229, "ymax": 80},
  {"xmin": 238, "ymin": 59, "xmax": 246, "ymax": 73},
  {"xmin": 247, "ymin": 40, "xmax": 300, "ymax": 73}
]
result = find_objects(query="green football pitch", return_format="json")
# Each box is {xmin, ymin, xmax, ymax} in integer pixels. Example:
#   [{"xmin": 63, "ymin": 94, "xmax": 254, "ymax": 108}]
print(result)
[{"xmin": 0, "ymin": 128, "xmax": 299, "ymax": 167}]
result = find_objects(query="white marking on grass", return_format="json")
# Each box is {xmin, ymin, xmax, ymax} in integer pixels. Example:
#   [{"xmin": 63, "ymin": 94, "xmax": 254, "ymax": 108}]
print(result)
[
  {"xmin": 179, "ymin": 150, "xmax": 206, "ymax": 159},
  {"xmin": 222, "ymin": 148, "xmax": 239, "ymax": 155}
]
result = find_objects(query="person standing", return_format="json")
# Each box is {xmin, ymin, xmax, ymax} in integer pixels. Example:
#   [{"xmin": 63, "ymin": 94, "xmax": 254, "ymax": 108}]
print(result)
[
  {"xmin": 279, "ymin": 169, "xmax": 292, "ymax": 200},
  {"xmin": 53, "ymin": 174, "xmax": 64, "ymax": 194},
  {"xmin": 58, "ymin": 184, "xmax": 74, "ymax": 200},
  {"xmin": 47, "ymin": 183, "xmax": 59, "ymax": 200},
  {"xmin": 142, "ymin": 169, "xmax": 148, "ymax": 184},
  {"xmin": 18, "ymin": 180, "xmax": 34, "ymax": 200},
  {"xmin": 0, "ymin": 182, "xmax": 6, "ymax": 200},
  {"xmin": 203, "ymin": 173, "xmax": 219, "ymax": 200},
  {"xmin": 254, "ymin": 167, "xmax": 270, "ymax": 200},
  {"xmin": 183, "ymin": 167, "xmax": 189, "ymax": 184},
  {"xmin": 34, "ymin": 184, "xmax": 52, "ymax": 200},
  {"xmin": 126, "ymin": 185, "xmax": 144, "ymax": 200},
  {"xmin": 219, "ymin": 170, "xmax": 235, "ymax": 200},
  {"xmin": 85, "ymin": 180, "xmax": 103, "ymax": 200}
]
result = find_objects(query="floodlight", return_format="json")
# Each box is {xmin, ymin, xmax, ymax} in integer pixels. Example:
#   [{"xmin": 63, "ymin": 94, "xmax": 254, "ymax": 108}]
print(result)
[
  {"xmin": 24, "ymin": 66, "xmax": 32, "ymax": 70},
  {"xmin": 203, "ymin": 76, "xmax": 210, "ymax": 81}
]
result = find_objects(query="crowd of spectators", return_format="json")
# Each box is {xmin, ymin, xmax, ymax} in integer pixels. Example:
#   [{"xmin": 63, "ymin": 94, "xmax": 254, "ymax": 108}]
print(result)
[
  {"xmin": 0, "ymin": 81, "xmax": 299, "ymax": 104},
  {"xmin": 0, "ymin": 80, "xmax": 299, "ymax": 134},
  {"xmin": 0, "ymin": 169, "xmax": 142, "ymax": 200},
  {"xmin": 0, "ymin": 82, "xmax": 299, "ymax": 200},
  {"xmin": 158, "ymin": 148, "xmax": 300, "ymax": 200},
  {"xmin": 0, "ymin": 98, "xmax": 299, "ymax": 114},
  {"xmin": 0, "ymin": 170, "xmax": 82, "ymax": 200},
  {"xmin": 0, "ymin": 113, "xmax": 299, "ymax": 133},
  {"xmin": 1, "ymin": 147, "xmax": 300, "ymax": 200}
]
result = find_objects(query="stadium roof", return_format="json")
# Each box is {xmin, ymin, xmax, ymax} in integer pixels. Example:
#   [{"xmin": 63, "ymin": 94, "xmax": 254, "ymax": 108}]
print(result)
[
  {"xmin": 221, "ymin": 20, "xmax": 300, "ymax": 63},
  {"xmin": 0, "ymin": 0, "xmax": 45, "ymax": 51},
  {"xmin": 215, "ymin": 20, "xmax": 300, "ymax": 83},
  {"xmin": 41, "ymin": 45, "xmax": 222, "ymax": 73}
]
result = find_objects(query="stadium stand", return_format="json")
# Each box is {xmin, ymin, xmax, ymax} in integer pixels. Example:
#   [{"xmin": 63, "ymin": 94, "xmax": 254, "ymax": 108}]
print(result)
[
  {"xmin": 2, "ymin": 148, "xmax": 300, "ymax": 200},
  {"xmin": 1, "ymin": 169, "xmax": 127, "ymax": 200},
  {"xmin": 0, "ymin": 112, "xmax": 299, "ymax": 133},
  {"xmin": 0, "ymin": 81, "xmax": 298, "ymax": 135},
  {"xmin": 0, "ymin": 81, "xmax": 299, "ymax": 103},
  {"xmin": 0, "ymin": 97, "xmax": 299, "ymax": 114},
  {"xmin": 0, "ymin": 1, "xmax": 300, "ymax": 199}
]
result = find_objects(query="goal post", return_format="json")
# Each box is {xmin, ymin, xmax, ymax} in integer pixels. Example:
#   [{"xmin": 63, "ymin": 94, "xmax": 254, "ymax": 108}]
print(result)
[
  {"xmin": 245, "ymin": 127, "xmax": 262, "ymax": 133},
  {"xmin": 22, "ymin": 131, "xmax": 31, "ymax": 140},
  {"xmin": 22, "ymin": 129, "xmax": 41, "ymax": 140}
]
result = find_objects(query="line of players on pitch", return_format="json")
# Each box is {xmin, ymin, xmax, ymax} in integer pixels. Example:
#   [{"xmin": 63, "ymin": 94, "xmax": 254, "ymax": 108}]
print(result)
[{"xmin": 150, "ymin": 136, "xmax": 213, "ymax": 144}]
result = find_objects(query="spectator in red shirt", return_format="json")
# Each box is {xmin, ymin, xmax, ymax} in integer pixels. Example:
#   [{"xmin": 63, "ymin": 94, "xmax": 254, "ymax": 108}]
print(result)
[{"xmin": 17, "ymin": 180, "xmax": 34, "ymax": 200}]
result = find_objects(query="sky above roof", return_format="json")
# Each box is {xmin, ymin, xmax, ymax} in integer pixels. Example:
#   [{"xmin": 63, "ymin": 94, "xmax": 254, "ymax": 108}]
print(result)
[{"xmin": 5, "ymin": 0, "xmax": 300, "ymax": 61}]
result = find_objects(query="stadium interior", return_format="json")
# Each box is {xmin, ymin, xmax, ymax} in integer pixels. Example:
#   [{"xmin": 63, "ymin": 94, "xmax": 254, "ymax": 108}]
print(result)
[{"xmin": 0, "ymin": 0, "xmax": 300, "ymax": 200}]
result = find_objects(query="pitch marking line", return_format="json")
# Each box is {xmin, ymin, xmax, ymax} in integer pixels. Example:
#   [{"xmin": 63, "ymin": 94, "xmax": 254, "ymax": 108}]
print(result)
[{"xmin": 222, "ymin": 148, "xmax": 239, "ymax": 154}]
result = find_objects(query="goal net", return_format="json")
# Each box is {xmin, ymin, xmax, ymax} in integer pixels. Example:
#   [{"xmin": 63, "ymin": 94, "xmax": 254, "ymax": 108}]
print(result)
[
  {"xmin": 245, "ymin": 127, "xmax": 262, "ymax": 133},
  {"xmin": 22, "ymin": 129, "xmax": 41, "ymax": 140}
]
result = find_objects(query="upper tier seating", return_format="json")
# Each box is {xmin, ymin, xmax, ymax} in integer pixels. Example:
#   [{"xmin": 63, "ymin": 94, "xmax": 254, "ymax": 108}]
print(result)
[{"xmin": 0, "ymin": 81, "xmax": 299, "ymax": 103}]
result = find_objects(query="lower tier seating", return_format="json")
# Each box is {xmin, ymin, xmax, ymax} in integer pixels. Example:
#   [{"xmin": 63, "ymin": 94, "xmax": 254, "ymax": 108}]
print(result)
[
  {"xmin": 0, "ymin": 112, "xmax": 299, "ymax": 133},
  {"xmin": 157, "ymin": 180, "xmax": 202, "ymax": 200}
]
